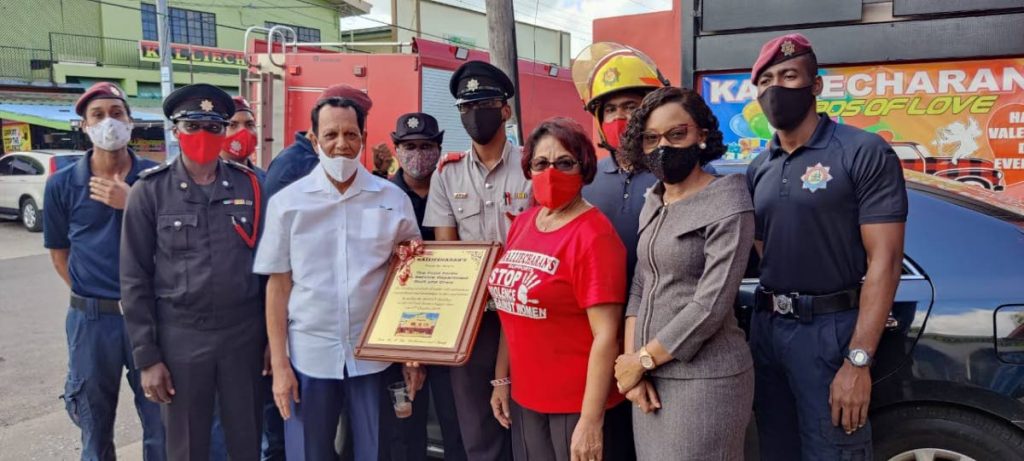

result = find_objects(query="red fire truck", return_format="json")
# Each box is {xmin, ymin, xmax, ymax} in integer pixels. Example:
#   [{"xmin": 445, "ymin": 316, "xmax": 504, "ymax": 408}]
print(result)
[{"xmin": 241, "ymin": 27, "xmax": 593, "ymax": 170}]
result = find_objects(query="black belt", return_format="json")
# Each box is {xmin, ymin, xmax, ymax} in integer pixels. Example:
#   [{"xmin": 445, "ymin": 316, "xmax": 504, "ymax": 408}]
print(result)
[
  {"xmin": 755, "ymin": 286, "xmax": 859, "ymax": 323},
  {"xmin": 70, "ymin": 294, "xmax": 122, "ymax": 315}
]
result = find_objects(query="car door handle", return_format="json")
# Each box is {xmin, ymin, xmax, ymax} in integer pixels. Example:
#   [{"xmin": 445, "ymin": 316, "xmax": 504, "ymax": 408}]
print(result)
[{"xmin": 885, "ymin": 315, "xmax": 899, "ymax": 331}]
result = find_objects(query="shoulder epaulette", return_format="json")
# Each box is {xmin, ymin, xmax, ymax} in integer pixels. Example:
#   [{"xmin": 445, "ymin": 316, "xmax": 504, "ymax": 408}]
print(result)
[
  {"xmin": 138, "ymin": 162, "xmax": 171, "ymax": 179},
  {"xmin": 225, "ymin": 159, "xmax": 255, "ymax": 173},
  {"xmin": 437, "ymin": 152, "xmax": 465, "ymax": 173}
]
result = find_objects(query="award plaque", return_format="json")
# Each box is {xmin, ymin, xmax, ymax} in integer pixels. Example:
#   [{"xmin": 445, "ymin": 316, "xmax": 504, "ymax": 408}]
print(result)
[{"xmin": 356, "ymin": 241, "xmax": 501, "ymax": 365}]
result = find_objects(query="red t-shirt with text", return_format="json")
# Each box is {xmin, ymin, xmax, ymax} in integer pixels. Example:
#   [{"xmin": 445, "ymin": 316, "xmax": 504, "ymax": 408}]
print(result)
[{"xmin": 487, "ymin": 206, "xmax": 627, "ymax": 413}]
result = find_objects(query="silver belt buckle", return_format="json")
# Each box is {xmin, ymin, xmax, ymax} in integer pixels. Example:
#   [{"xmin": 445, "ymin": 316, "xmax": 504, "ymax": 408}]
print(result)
[{"xmin": 772, "ymin": 294, "xmax": 794, "ymax": 315}]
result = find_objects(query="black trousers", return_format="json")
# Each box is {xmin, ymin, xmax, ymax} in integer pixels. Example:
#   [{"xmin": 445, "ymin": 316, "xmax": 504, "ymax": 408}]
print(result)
[
  {"xmin": 449, "ymin": 311, "xmax": 512, "ymax": 461},
  {"xmin": 158, "ymin": 316, "xmax": 266, "ymax": 461},
  {"xmin": 378, "ymin": 363, "xmax": 467, "ymax": 461}
]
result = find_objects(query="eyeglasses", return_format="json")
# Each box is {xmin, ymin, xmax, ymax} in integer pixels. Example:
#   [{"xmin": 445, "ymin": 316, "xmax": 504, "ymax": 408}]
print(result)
[
  {"xmin": 457, "ymin": 99, "xmax": 504, "ymax": 114},
  {"xmin": 530, "ymin": 157, "xmax": 579, "ymax": 172},
  {"xmin": 641, "ymin": 124, "xmax": 693, "ymax": 151},
  {"xmin": 178, "ymin": 121, "xmax": 226, "ymax": 135}
]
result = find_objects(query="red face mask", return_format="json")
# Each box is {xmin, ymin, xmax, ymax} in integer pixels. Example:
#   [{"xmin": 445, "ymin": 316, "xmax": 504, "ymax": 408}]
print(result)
[
  {"xmin": 532, "ymin": 167, "xmax": 583, "ymax": 210},
  {"xmin": 178, "ymin": 131, "xmax": 224, "ymax": 165},
  {"xmin": 601, "ymin": 118, "xmax": 629, "ymax": 150},
  {"xmin": 222, "ymin": 129, "xmax": 258, "ymax": 161}
]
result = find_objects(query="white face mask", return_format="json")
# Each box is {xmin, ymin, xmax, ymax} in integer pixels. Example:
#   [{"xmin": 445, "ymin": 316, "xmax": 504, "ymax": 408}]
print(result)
[
  {"xmin": 85, "ymin": 117, "xmax": 134, "ymax": 151},
  {"xmin": 317, "ymin": 143, "xmax": 363, "ymax": 182}
]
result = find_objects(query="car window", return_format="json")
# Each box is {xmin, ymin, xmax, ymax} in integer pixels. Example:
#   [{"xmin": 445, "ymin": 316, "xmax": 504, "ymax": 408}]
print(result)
[
  {"xmin": 906, "ymin": 171, "xmax": 1024, "ymax": 224},
  {"xmin": 10, "ymin": 156, "xmax": 44, "ymax": 176},
  {"xmin": 892, "ymin": 145, "xmax": 919, "ymax": 161},
  {"xmin": 0, "ymin": 156, "xmax": 13, "ymax": 175},
  {"xmin": 53, "ymin": 155, "xmax": 82, "ymax": 172}
]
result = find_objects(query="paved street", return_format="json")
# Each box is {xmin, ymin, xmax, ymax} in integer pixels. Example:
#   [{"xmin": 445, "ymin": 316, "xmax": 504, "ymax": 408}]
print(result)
[{"xmin": 0, "ymin": 220, "xmax": 143, "ymax": 460}]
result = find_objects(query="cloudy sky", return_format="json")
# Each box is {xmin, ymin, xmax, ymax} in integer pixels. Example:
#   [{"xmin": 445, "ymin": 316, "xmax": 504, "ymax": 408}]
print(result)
[{"xmin": 341, "ymin": 0, "xmax": 672, "ymax": 56}]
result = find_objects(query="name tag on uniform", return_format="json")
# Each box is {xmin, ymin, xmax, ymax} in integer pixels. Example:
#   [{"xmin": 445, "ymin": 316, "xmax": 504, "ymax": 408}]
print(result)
[
  {"xmin": 453, "ymin": 192, "xmax": 469, "ymax": 199},
  {"xmin": 222, "ymin": 199, "xmax": 254, "ymax": 206}
]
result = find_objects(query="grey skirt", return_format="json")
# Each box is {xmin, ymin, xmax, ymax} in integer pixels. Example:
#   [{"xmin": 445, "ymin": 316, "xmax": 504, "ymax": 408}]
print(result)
[{"xmin": 633, "ymin": 367, "xmax": 754, "ymax": 461}]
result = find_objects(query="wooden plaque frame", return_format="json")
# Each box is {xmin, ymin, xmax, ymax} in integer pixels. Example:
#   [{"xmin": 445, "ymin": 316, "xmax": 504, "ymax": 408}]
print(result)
[{"xmin": 355, "ymin": 241, "xmax": 501, "ymax": 366}]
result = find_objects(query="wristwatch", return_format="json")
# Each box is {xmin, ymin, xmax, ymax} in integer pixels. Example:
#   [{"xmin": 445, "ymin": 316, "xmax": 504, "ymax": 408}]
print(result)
[
  {"xmin": 638, "ymin": 347, "xmax": 656, "ymax": 370},
  {"xmin": 846, "ymin": 348, "xmax": 872, "ymax": 368}
]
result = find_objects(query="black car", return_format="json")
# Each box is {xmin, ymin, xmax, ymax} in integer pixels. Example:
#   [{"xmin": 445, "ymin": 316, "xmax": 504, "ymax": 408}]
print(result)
[
  {"xmin": 724, "ymin": 165, "xmax": 1024, "ymax": 460},
  {"xmin": 424, "ymin": 168, "xmax": 1024, "ymax": 460}
]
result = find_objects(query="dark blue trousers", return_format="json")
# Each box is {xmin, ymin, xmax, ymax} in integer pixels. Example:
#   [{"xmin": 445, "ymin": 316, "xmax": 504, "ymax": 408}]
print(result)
[
  {"xmin": 63, "ymin": 306, "xmax": 165, "ymax": 461},
  {"xmin": 285, "ymin": 367, "xmax": 382, "ymax": 461},
  {"xmin": 750, "ymin": 309, "xmax": 873, "ymax": 461}
]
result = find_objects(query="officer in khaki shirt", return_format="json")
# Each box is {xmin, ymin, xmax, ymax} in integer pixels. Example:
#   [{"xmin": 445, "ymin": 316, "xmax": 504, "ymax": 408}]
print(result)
[
  {"xmin": 120, "ymin": 84, "xmax": 266, "ymax": 461},
  {"xmin": 423, "ymin": 61, "xmax": 530, "ymax": 461}
]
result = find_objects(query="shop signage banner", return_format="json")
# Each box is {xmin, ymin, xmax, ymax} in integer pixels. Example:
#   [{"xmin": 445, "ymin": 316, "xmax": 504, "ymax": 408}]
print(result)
[
  {"xmin": 2, "ymin": 122, "xmax": 31, "ymax": 152},
  {"xmin": 138, "ymin": 40, "xmax": 246, "ymax": 69},
  {"xmin": 699, "ymin": 58, "xmax": 1024, "ymax": 189}
]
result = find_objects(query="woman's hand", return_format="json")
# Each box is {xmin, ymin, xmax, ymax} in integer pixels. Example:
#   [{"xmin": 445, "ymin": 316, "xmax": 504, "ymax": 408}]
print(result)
[
  {"xmin": 614, "ymin": 352, "xmax": 645, "ymax": 393},
  {"xmin": 570, "ymin": 415, "xmax": 604, "ymax": 461},
  {"xmin": 490, "ymin": 384, "xmax": 512, "ymax": 429},
  {"xmin": 624, "ymin": 379, "xmax": 661, "ymax": 414}
]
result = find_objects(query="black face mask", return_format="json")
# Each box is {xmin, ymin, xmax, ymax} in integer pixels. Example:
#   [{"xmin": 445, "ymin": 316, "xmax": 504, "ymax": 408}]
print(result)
[
  {"xmin": 757, "ymin": 85, "xmax": 816, "ymax": 131},
  {"xmin": 461, "ymin": 107, "xmax": 504, "ymax": 144},
  {"xmin": 644, "ymin": 145, "xmax": 700, "ymax": 185}
]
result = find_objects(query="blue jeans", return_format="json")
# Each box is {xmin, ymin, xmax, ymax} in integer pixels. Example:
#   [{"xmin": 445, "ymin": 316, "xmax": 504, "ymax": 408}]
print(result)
[{"xmin": 62, "ymin": 306, "xmax": 165, "ymax": 461}]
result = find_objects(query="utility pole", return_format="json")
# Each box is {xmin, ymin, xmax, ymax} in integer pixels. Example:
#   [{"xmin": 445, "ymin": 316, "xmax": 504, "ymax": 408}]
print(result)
[
  {"xmin": 485, "ymin": 0, "xmax": 523, "ymax": 145},
  {"xmin": 156, "ymin": 0, "xmax": 178, "ymax": 161}
]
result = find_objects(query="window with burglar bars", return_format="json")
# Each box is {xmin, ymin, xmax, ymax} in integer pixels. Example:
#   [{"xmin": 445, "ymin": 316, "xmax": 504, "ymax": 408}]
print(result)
[
  {"xmin": 141, "ymin": 3, "xmax": 217, "ymax": 47},
  {"xmin": 265, "ymin": 22, "xmax": 321, "ymax": 43}
]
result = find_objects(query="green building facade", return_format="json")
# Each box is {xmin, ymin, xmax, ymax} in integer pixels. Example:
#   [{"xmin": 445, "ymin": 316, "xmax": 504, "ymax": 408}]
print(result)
[{"xmin": 0, "ymin": 0, "xmax": 364, "ymax": 98}]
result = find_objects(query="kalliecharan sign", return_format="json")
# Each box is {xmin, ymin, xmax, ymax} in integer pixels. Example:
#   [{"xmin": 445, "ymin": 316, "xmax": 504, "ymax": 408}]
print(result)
[
  {"xmin": 699, "ymin": 57, "xmax": 1024, "ymax": 187},
  {"xmin": 138, "ymin": 40, "xmax": 246, "ymax": 69}
]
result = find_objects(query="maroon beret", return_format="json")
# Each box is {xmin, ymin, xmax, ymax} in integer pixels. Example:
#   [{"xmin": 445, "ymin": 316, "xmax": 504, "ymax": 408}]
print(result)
[
  {"xmin": 232, "ymin": 96, "xmax": 253, "ymax": 115},
  {"xmin": 318, "ymin": 84, "xmax": 373, "ymax": 113},
  {"xmin": 75, "ymin": 82, "xmax": 128, "ymax": 116},
  {"xmin": 751, "ymin": 33, "xmax": 814, "ymax": 82}
]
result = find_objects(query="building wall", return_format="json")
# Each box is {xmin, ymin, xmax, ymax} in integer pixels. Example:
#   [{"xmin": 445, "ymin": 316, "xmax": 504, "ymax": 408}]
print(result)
[
  {"xmin": 393, "ymin": 0, "xmax": 571, "ymax": 66},
  {"xmin": 0, "ymin": 0, "xmax": 102, "ymax": 50},
  {"xmin": 0, "ymin": 0, "xmax": 347, "ymax": 94},
  {"xmin": 592, "ymin": 6, "xmax": 681, "ymax": 86}
]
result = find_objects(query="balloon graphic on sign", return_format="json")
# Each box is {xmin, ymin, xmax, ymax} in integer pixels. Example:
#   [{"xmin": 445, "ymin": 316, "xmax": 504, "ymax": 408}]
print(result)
[
  {"xmin": 742, "ymin": 101, "xmax": 774, "ymax": 139},
  {"xmin": 729, "ymin": 114, "xmax": 755, "ymax": 138}
]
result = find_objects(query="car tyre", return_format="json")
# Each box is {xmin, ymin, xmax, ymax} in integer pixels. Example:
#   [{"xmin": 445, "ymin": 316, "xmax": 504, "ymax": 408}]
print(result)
[
  {"xmin": 20, "ymin": 197, "xmax": 42, "ymax": 232},
  {"xmin": 873, "ymin": 405, "xmax": 1024, "ymax": 461}
]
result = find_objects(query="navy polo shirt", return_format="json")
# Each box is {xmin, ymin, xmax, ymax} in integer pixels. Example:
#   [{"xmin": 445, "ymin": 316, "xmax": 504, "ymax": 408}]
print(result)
[
  {"xmin": 746, "ymin": 115, "xmax": 907, "ymax": 295},
  {"xmin": 43, "ymin": 150, "xmax": 157, "ymax": 300},
  {"xmin": 264, "ymin": 131, "xmax": 317, "ymax": 199},
  {"xmin": 392, "ymin": 168, "xmax": 435, "ymax": 241},
  {"xmin": 583, "ymin": 156, "xmax": 658, "ymax": 290}
]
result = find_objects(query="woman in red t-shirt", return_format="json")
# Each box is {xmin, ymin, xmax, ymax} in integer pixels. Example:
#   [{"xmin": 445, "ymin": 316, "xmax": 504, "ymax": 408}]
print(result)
[{"xmin": 486, "ymin": 117, "xmax": 629, "ymax": 461}]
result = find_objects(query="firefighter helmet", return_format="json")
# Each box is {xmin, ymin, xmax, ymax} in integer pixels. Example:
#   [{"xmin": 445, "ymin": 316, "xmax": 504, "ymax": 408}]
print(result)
[{"xmin": 572, "ymin": 42, "xmax": 668, "ymax": 115}]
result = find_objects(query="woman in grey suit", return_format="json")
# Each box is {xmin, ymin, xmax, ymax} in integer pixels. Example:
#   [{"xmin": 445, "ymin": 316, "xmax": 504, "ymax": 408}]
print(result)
[{"xmin": 613, "ymin": 86, "xmax": 755, "ymax": 461}]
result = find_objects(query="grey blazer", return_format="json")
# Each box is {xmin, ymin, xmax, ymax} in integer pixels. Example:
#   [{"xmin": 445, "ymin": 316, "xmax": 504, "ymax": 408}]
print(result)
[{"xmin": 627, "ymin": 174, "xmax": 755, "ymax": 380}]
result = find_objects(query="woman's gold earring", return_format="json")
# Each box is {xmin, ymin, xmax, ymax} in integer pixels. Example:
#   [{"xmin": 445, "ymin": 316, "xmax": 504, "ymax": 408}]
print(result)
[{"xmin": 699, "ymin": 142, "xmax": 707, "ymax": 149}]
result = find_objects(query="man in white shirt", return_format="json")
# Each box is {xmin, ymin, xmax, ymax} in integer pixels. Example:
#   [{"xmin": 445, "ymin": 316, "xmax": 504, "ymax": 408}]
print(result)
[{"xmin": 254, "ymin": 97, "xmax": 424, "ymax": 461}]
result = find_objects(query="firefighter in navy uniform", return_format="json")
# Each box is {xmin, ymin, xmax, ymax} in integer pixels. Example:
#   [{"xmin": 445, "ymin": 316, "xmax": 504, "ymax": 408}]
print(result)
[
  {"xmin": 746, "ymin": 34, "xmax": 907, "ymax": 460},
  {"xmin": 120, "ymin": 83, "xmax": 267, "ymax": 461}
]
